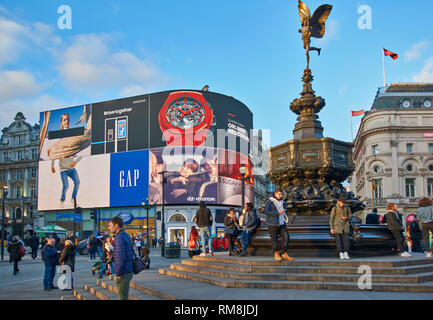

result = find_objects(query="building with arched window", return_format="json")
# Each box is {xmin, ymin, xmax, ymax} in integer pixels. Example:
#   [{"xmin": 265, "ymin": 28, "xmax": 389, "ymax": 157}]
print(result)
[
  {"xmin": 350, "ymin": 83, "xmax": 433, "ymax": 220},
  {"xmin": 0, "ymin": 113, "xmax": 39, "ymax": 237}
]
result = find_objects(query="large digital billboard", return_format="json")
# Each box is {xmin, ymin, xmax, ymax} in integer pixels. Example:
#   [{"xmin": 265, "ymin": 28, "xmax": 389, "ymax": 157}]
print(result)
[{"xmin": 38, "ymin": 90, "xmax": 254, "ymax": 211}]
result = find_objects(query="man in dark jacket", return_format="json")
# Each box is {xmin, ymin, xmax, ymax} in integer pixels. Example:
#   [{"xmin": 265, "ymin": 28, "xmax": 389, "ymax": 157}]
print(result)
[
  {"xmin": 108, "ymin": 217, "xmax": 134, "ymax": 300},
  {"xmin": 366, "ymin": 208, "xmax": 380, "ymax": 224},
  {"xmin": 29, "ymin": 233, "xmax": 40, "ymax": 259},
  {"xmin": 264, "ymin": 190, "xmax": 293, "ymax": 261},
  {"xmin": 194, "ymin": 201, "xmax": 213, "ymax": 256},
  {"xmin": 42, "ymin": 238, "xmax": 60, "ymax": 291},
  {"xmin": 409, "ymin": 216, "xmax": 423, "ymax": 253}
]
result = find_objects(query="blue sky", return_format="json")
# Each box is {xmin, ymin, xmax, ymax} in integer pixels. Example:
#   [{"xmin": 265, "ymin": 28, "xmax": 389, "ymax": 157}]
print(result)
[{"xmin": 1, "ymin": 0, "xmax": 433, "ymax": 148}]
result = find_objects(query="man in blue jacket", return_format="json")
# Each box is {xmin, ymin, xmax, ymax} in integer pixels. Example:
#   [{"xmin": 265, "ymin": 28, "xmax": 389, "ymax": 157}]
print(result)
[
  {"xmin": 108, "ymin": 216, "xmax": 134, "ymax": 300},
  {"xmin": 42, "ymin": 238, "xmax": 59, "ymax": 291}
]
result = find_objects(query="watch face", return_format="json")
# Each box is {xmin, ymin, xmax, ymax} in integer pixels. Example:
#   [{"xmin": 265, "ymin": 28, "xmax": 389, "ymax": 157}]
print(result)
[
  {"xmin": 165, "ymin": 96, "xmax": 206, "ymax": 129},
  {"xmin": 402, "ymin": 99, "xmax": 411, "ymax": 108}
]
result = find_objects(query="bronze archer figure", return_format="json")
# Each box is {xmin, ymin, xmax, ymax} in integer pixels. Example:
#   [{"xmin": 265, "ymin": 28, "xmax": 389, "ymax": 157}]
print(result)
[{"xmin": 298, "ymin": 0, "xmax": 333, "ymax": 69}]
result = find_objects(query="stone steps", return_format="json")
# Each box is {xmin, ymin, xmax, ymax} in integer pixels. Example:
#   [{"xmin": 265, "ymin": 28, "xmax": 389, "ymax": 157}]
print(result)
[
  {"xmin": 62, "ymin": 275, "xmax": 172, "ymax": 300},
  {"xmin": 170, "ymin": 263, "xmax": 433, "ymax": 284},
  {"xmin": 180, "ymin": 259, "xmax": 433, "ymax": 275},
  {"xmin": 191, "ymin": 255, "xmax": 433, "ymax": 268},
  {"xmin": 158, "ymin": 268, "xmax": 433, "ymax": 292},
  {"xmin": 158, "ymin": 255, "xmax": 433, "ymax": 293}
]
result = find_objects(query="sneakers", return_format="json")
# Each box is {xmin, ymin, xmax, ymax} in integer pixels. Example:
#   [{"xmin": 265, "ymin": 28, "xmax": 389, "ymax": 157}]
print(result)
[
  {"xmin": 400, "ymin": 252, "xmax": 412, "ymax": 257},
  {"xmin": 281, "ymin": 253, "xmax": 294, "ymax": 261},
  {"xmin": 344, "ymin": 252, "xmax": 350, "ymax": 260},
  {"xmin": 199, "ymin": 252, "xmax": 206, "ymax": 257},
  {"xmin": 208, "ymin": 251, "xmax": 214, "ymax": 256},
  {"xmin": 426, "ymin": 252, "xmax": 432, "ymax": 258},
  {"xmin": 274, "ymin": 251, "xmax": 282, "ymax": 261},
  {"xmin": 339, "ymin": 252, "xmax": 345, "ymax": 260}
]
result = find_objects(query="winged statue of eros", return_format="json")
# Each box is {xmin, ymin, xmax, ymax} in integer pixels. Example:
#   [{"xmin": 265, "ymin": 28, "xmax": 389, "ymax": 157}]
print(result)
[{"xmin": 298, "ymin": 0, "xmax": 333, "ymax": 39}]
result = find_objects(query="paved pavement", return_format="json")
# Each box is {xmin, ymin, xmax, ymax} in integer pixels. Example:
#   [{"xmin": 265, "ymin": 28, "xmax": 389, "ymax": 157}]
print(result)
[{"xmin": 1, "ymin": 248, "xmax": 433, "ymax": 300}]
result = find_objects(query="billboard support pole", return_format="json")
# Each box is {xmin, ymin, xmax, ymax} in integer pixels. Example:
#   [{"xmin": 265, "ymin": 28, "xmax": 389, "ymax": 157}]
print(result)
[{"xmin": 158, "ymin": 171, "xmax": 167, "ymax": 257}]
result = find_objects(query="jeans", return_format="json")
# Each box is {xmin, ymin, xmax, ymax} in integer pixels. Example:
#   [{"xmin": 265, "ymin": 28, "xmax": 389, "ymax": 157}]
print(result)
[
  {"xmin": 60, "ymin": 168, "xmax": 80, "ymax": 201},
  {"xmin": 89, "ymin": 248, "xmax": 96, "ymax": 260},
  {"xmin": 115, "ymin": 272, "xmax": 133, "ymax": 300},
  {"xmin": 335, "ymin": 233, "xmax": 350, "ymax": 253},
  {"xmin": 31, "ymin": 247, "xmax": 38, "ymax": 259},
  {"xmin": 199, "ymin": 227, "xmax": 212, "ymax": 253},
  {"xmin": 13, "ymin": 261, "xmax": 19, "ymax": 273},
  {"xmin": 241, "ymin": 230, "xmax": 253, "ymax": 253},
  {"xmin": 422, "ymin": 222, "xmax": 433, "ymax": 253},
  {"xmin": 268, "ymin": 224, "xmax": 289, "ymax": 253},
  {"xmin": 43, "ymin": 264, "xmax": 57, "ymax": 289},
  {"xmin": 97, "ymin": 246, "xmax": 103, "ymax": 258}
]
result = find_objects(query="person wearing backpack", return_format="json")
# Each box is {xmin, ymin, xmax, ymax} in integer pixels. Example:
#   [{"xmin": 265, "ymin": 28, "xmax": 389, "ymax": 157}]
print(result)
[
  {"xmin": 193, "ymin": 201, "xmax": 214, "ymax": 256},
  {"xmin": 7, "ymin": 236, "xmax": 23, "ymax": 275},
  {"xmin": 187, "ymin": 226, "xmax": 200, "ymax": 258},
  {"xmin": 239, "ymin": 203, "xmax": 258, "ymax": 257}
]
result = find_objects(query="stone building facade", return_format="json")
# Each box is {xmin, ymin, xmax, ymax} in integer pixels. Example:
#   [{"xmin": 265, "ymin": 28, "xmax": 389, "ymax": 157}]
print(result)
[
  {"xmin": 0, "ymin": 113, "xmax": 39, "ymax": 236},
  {"xmin": 350, "ymin": 83, "xmax": 433, "ymax": 219}
]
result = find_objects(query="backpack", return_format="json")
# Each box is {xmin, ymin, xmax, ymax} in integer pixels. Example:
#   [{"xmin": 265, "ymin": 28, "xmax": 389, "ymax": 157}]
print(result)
[{"xmin": 188, "ymin": 237, "xmax": 197, "ymax": 250}]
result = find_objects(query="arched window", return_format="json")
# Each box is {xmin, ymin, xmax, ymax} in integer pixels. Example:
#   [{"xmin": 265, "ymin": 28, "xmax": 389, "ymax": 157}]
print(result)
[{"xmin": 168, "ymin": 213, "xmax": 186, "ymax": 222}]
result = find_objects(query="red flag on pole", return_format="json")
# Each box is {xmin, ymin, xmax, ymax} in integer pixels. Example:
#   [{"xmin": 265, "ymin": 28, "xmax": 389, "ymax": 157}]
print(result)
[
  {"xmin": 351, "ymin": 109, "xmax": 365, "ymax": 116},
  {"xmin": 383, "ymin": 48, "xmax": 398, "ymax": 60}
]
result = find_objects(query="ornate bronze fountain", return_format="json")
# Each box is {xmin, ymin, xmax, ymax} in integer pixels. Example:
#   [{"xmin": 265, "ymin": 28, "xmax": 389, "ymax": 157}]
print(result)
[{"xmin": 250, "ymin": 1, "xmax": 394, "ymax": 257}]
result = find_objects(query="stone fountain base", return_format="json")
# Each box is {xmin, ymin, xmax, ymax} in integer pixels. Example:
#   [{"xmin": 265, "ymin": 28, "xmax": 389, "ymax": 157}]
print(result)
[{"xmin": 247, "ymin": 216, "xmax": 396, "ymax": 258}]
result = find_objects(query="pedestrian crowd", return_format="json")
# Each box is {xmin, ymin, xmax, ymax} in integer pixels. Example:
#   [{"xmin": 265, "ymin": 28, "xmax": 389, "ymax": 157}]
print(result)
[{"xmin": 4, "ymin": 194, "xmax": 433, "ymax": 300}]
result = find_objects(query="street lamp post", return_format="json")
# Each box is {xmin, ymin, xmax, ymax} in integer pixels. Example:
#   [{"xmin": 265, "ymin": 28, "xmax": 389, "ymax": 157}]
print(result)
[
  {"xmin": 158, "ymin": 170, "xmax": 167, "ymax": 257},
  {"xmin": 1, "ymin": 186, "xmax": 8, "ymax": 261},
  {"xmin": 239, "ymin": 165, "xmax": 248, "ymax": 210},
  {"xmin": 142, "ymin": 197, "xmax": 154, "ymax": 248}
]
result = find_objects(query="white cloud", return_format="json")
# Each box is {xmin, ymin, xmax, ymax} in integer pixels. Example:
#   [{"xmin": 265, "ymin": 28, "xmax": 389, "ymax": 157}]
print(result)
[
  {"xmin": 405, "ymin": 41, "xmax": 430, "ymax": 61},
  {"xmin": 0, "ymin": 15, "xmax": 61, "ymax": 66},
  {"xmin": 0, "ymin": 94, "xmax": 66, "ymax": 129},
  {"xmin": 0, "ymin": 70, "xmax": 45, "ymax": 103},
  {"xmin": 413, "ymin": 57, "xmax": 433, "ymax": 82},
  {"xmin": 57, "ymin": 33, "xmax": 166, "ymax": 94}
]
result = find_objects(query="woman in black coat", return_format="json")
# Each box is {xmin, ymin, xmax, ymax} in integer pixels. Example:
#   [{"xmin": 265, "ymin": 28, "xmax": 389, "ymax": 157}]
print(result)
[
  {"xmin": 7, "ymin": 236, "xmax": 23, "ymax": 275},
  {"xmin": 59, "ymin": 240, "xmax": 75, "ymax": 290},
  {"xmin": 224, "ymin": 208, "xmax": 241, "ymax": 256}
]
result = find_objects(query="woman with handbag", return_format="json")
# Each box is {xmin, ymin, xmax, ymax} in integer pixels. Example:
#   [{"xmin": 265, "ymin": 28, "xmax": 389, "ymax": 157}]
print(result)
[
  {"xmin": 188, "ymin": 226, "xmax": 201, "ymax": 258},
  {"xmin": 224, "ymin": 208, "xmax": 241, "ymax": 256},
  {"xmin": 7, "ymin": 236, "xmax": 24, "ymax": 275}
]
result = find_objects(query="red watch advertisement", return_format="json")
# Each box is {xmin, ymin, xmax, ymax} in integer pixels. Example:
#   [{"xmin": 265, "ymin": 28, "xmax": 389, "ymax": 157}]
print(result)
[{"xmin": 158, "ymin": 91, "xmax": 214, "ymax": 147}]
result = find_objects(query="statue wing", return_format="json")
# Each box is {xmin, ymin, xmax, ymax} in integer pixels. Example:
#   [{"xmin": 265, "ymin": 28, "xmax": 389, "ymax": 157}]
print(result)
[
  {"xmin": 310, "ymin": 4, "xmax": 332, "ymax": 38},
  {"xmin": 298, "ymin": 0, "xmax": 310, "ymax": 22}
]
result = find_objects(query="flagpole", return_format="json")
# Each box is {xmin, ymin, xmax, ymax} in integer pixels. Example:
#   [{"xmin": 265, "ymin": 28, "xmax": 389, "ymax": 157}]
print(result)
[
  {"xmin": 382, "ymin": 48, "xmax": 386, "ymax": 89},
  {"xmin": 351, "ymin": 113, "xmax": 353, "ymax": 141}
]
